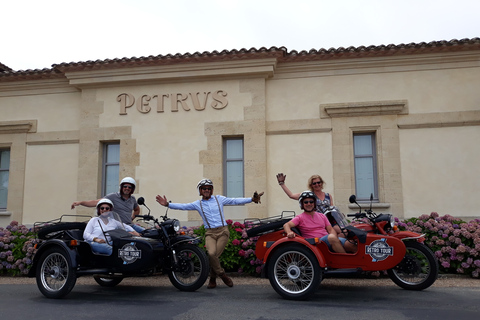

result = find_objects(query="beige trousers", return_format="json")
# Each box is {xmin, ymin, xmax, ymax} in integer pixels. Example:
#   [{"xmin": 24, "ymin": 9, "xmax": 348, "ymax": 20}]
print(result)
[{"xmin": 205, "ymin": 226, "xmax": 230, "ymax": 277}]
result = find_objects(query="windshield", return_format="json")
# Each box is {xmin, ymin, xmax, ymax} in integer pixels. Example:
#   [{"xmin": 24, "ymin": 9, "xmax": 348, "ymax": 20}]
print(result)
[
  {"xmin": 325, "ymin": 207, "xmax": 349, "ymax": 229},
  {"xmin": 98, "ymin": 211, "xmax": 127, "ymax": 230}
]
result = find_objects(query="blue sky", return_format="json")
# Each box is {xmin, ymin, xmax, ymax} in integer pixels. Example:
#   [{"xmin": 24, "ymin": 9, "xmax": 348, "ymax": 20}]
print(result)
[{"xmin": 2, "ymin": 0, "xmax": 479, "ymax": 70}]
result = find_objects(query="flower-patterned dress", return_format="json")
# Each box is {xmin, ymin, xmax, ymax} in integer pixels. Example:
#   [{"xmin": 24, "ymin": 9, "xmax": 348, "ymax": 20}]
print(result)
[{"xmin": 315, "ymin": 193, "xmax": 331, "ymax": 214}]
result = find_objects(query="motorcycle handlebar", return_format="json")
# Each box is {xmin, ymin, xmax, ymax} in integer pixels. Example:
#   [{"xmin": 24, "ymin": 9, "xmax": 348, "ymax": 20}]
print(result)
[{"xmin": 136, "ymin": 215, "xmax": 154, "ymax": 221}]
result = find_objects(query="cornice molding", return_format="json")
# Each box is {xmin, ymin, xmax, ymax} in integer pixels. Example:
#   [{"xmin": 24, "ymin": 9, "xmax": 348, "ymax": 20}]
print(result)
[
  {"xmin": 0, "ymin": 79, "xmax": 78, "ymax": 97},
  {"xmin": 63, "ymin": 59, "xmax": 277, "ymax": 88},
  {"xmin": 322, "ymin": 100, "xmax": 408, "ymax": 118},
  {"xmin": 0, "ymin": 120, "xmax": 37, "ymax": 134}
]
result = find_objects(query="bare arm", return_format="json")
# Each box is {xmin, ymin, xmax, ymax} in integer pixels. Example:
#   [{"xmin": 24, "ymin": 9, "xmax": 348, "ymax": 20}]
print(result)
[
  {"xmin": 71, "ymin": 199, "xmax": 100, "ymax": 210},
  {"xmin": 326, "ymin": 225, "xmax": 337, "ymax": 237},
  {"xmin": 276, "ymin": 173, "xmax": 301, "ymax": 200},
  {"xmin": 283, "ymin": 220, "xmax": 297, "ymax": 238},
  {"xmin": 132, "ymin": 206, "xmax": 140, "ymax": 219}
]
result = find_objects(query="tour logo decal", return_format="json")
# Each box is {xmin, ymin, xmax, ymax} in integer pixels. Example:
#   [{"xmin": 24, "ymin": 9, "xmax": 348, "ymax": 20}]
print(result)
[
  {"xmin": 365, "ymin": 238, "xmax": 394, "ymax": 262},
  {"xmin": 118, "ymin": 242, "xmax": 142, "ymax": 264}
]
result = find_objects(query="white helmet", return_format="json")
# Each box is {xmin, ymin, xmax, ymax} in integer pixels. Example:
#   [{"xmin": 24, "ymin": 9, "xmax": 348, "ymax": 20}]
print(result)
[
  {"xmin": 197, "ymin": 178, "xmax": 213, "ymax": 195},
  {"xmin": 120, "ymin": 177, "xmax": 136, "ymax": 192},
  {"xmin": 96, "ymin": 198, "xmax": 114, "ymax": 209}
]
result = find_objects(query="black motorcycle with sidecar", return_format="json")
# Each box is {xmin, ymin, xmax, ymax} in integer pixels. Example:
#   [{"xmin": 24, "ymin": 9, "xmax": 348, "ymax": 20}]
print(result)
[{"xmin": 28, "ymin": 197, "xmax": 209, "ymax": 298}]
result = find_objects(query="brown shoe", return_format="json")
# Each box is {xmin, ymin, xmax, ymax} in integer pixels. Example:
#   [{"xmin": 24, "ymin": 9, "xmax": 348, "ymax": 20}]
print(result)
[
  {"xmin": 207, "ymin": 277, "xmax": 216, "ymax": 289},
  {"xmin": 219, "ymin": 273, "xmax": 233, "ymax": 287}
]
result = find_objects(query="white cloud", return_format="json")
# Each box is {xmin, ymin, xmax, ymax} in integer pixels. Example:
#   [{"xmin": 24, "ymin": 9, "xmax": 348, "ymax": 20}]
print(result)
[{"xmin": 1, "ymin": 0, "xmax": 479, "ymax": 70}]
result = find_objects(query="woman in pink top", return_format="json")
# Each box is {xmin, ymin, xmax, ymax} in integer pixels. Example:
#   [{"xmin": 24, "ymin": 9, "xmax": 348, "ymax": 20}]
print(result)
[{"xmin": 283, "ymin": 191, "xmax": 356, "ymax": 253}]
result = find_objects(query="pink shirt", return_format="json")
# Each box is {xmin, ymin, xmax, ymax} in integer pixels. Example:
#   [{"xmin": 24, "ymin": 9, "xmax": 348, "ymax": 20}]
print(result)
[{"xmin": 291, "ymin": 211, "xmax": 331, "ymax": 238}]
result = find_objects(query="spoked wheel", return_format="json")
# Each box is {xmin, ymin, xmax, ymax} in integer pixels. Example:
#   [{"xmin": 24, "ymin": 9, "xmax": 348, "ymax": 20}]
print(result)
[
  {"xmin": 36, "ymin": 247, "xmax": 77, "ymax": 299},
  {"xmin": 387, "ymin": 241, "xmax": 438, "ymax": 290},
  {"xmin": 93, "ymin": 276, "xmax": 124, "ymax": 287},
  {"xmin": 168, "ymin": 244, "xmax": 209, "ymax": 291},
  {"xmin": 268, "ymin": 244, "xmax": 321, "ymax": 300}
]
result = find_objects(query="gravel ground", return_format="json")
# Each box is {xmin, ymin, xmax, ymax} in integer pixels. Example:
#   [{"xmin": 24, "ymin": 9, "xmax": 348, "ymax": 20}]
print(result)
[{"xmin": 1, "ymin": 274, "xmax": 479, "ymax": 288}]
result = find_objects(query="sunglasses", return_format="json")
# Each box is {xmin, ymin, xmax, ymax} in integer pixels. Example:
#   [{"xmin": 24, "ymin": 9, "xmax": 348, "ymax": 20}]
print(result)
[
  {"xmin": 303, "ymin": 200, "xmax": 315, "ymax": 204},
  {"xmin": 123, "ymin": 185, "xmax": 133, "ymax": 189},
  {"xmin": 201, "ymin": 187, "xmax": 213, "ymax": 191},
  {"xmin": 99, "ymin": 206, "xmax": 111, "ymax": 211},
  {"xmin": 312, "ymin": 181, "xmax": 323, "ymax": 186}
]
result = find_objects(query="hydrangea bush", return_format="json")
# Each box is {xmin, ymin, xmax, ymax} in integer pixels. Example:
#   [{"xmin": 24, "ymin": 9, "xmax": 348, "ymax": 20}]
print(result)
[
  {"xmin": 397, "ymin": 212, "xmax": 480, "ymax": 278},
  {"xmin": 0, "ymin": 221, "xmax": 38, "ymax": 276}
]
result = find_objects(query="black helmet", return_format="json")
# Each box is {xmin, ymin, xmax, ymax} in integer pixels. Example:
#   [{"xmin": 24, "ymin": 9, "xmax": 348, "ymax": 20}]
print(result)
[{"xmin": 298, "ymin": 190, "xmax": 316, "ymax": 210}]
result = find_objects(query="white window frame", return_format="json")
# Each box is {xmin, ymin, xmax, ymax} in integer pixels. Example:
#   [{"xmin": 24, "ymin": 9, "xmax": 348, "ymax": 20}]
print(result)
[
  {"xmin": 223, "ymin": 137, "xmax": 244, "ymax": 198},
  {"xmin": 353, "ymin": 132, "xmax": 378, "ymax": 201},
  {"xmin": 102, "ymin": 143, "xmax": 120, "ymax": 196}
]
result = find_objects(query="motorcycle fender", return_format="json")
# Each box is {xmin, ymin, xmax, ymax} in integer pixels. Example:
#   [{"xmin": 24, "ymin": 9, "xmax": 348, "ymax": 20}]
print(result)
[
  {"xmin": 28, "ymin": 240, "xmax": 78, "ymax": 277},
  {"xmin": 392, "ymin": 231, "xmax": 425, "ymax": 243},
  {"xmin": 263, "ymin": 237, "xmax": 326, "ymax": 268}
]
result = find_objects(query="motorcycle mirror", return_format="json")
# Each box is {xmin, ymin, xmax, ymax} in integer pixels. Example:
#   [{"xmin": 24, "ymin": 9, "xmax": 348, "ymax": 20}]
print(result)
[
  {"xmin": 349, "ymin": 195, "xmax": 356, "ymax": 203},
  {"xmin": 137, "ymin": 197, "xmax": 145, "ymax": 206}
]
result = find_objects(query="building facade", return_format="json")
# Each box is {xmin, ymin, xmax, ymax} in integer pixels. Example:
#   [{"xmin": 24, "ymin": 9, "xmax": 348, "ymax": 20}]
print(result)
[{"xmin": 1, "ymin": 38, "xmax": 479, "ymax": 227}]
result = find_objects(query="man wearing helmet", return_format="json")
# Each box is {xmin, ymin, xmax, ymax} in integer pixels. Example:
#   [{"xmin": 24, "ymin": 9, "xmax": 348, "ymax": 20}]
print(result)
[
  {"xmin": 283, "ymin": 191, "xmax": 356, "ymax": 253},
  {"xmin": 83, "ymin": 198, "xmax": 140, "ymax": 255},
  {"xmin": 71, "ymin": 177, "xmax": 144, "ymax": 232},
  {"xmin": 156, "ymin": 178, "xmax": 264, "ymax": 289}
]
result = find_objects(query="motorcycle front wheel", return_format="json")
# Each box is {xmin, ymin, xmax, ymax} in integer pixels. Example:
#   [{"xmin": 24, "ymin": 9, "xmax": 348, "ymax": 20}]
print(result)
[
  {"xmin": 168, "ymin": 244, "xmax": 209, "ymax": 292},
  {"xmin": 387, "ymin": 241, "xmax": 438, "ymax": 290}
]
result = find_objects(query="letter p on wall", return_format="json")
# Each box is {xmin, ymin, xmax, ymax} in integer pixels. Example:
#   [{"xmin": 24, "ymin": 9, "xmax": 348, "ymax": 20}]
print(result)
[{"xmin": 118, "ymin": 93, "xmax": 135, "ymax": 115}]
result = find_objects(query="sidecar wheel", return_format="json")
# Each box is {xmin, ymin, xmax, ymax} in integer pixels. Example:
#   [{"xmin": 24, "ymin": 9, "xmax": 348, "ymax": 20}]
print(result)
[
  {"xmin": 268, "ymin": 244, "xmax": 321, "ymax": 300},
  {"xmin": 93, "ymin": 276, "xmax": 123, "ymax": 287},
  {"xmin": 36, "ymin": 247, "xmax": 76, "ymax": 299},
  {"xmin": 387, "ymin": 241, "xmax": 438, "ymax": 290},
  {"xmin": 168, "ymin": 244, "xmax": 209, "ymax": 291}
]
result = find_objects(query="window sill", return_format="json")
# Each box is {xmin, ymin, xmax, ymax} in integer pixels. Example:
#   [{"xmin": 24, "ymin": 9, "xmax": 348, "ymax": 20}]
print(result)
[{"xmin": 0, "ymin": 211, "xmax": 12, "ymax": 216}]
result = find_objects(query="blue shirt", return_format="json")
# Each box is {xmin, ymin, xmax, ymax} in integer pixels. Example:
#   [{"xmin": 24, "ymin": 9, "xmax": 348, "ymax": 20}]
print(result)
[{"xmin": 168, "ymin": 195, "xmax": 252, "ymax": 229}]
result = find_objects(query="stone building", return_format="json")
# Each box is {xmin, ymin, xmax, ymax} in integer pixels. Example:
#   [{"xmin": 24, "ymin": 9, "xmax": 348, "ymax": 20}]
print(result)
[{"xmin": 1, "ymin": 38, "xmax": 479, "ymax": 226}]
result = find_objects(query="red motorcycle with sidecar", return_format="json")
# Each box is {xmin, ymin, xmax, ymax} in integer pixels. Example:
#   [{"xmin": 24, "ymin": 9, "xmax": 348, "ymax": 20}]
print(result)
[{"xmin": 246, "ymin": 195, "xmax": 438, "ymax": 300}]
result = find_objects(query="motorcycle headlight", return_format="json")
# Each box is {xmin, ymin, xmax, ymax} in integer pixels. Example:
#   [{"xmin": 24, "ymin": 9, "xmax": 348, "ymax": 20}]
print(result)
[
  {"xmin": 173, "ymin": 219, "xmax": 181, "ymax": 232},
  {"xmin": 389, "ymin": 215, "xmax": 395, "ymax": 228}
]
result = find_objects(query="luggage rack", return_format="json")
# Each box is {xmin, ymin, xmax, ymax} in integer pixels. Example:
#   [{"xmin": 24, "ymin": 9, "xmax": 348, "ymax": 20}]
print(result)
[
  {"xmin": 245, "ymin": 211, "xmax": 296, "ymax": 238},
  {"xmin": 33, "ymin": 214, "xmax": 91, "ymax": 231}
]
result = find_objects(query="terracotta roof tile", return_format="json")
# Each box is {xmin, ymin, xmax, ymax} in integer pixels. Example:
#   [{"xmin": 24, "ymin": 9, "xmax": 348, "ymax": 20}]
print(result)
[{"xmin": 1, "ymin": 38, "xmax": 479, "ymax": 82}]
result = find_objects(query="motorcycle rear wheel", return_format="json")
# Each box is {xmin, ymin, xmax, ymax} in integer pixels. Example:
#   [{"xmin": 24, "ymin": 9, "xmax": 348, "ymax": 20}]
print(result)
[
  {"xmin": 168, "ymin": 244, "xmax": 209, "ymax": 291},
  {"xmin": 387, "ymin": 241, "xmax": 438, "ymax": 290}
]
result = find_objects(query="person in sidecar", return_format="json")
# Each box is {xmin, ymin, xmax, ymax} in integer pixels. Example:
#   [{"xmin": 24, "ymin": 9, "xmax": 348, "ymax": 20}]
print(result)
[
  {"xmin": 276, "ymin": 173, "xmax": 344, "ymax": 237},
  {"xmin": 156, "ymin": 178, "xmax": 264, "ymax": 289},
  {"xmin": 83, "ymin": 198, "xmax": 141, "ymax": 255},
  {"xmin": 283, "ymin": 191, "xmax": 357, "ymax": 253},
  {"xmin": 72, "ymin": 177, "xmax": 144, "ymax": 233}
]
